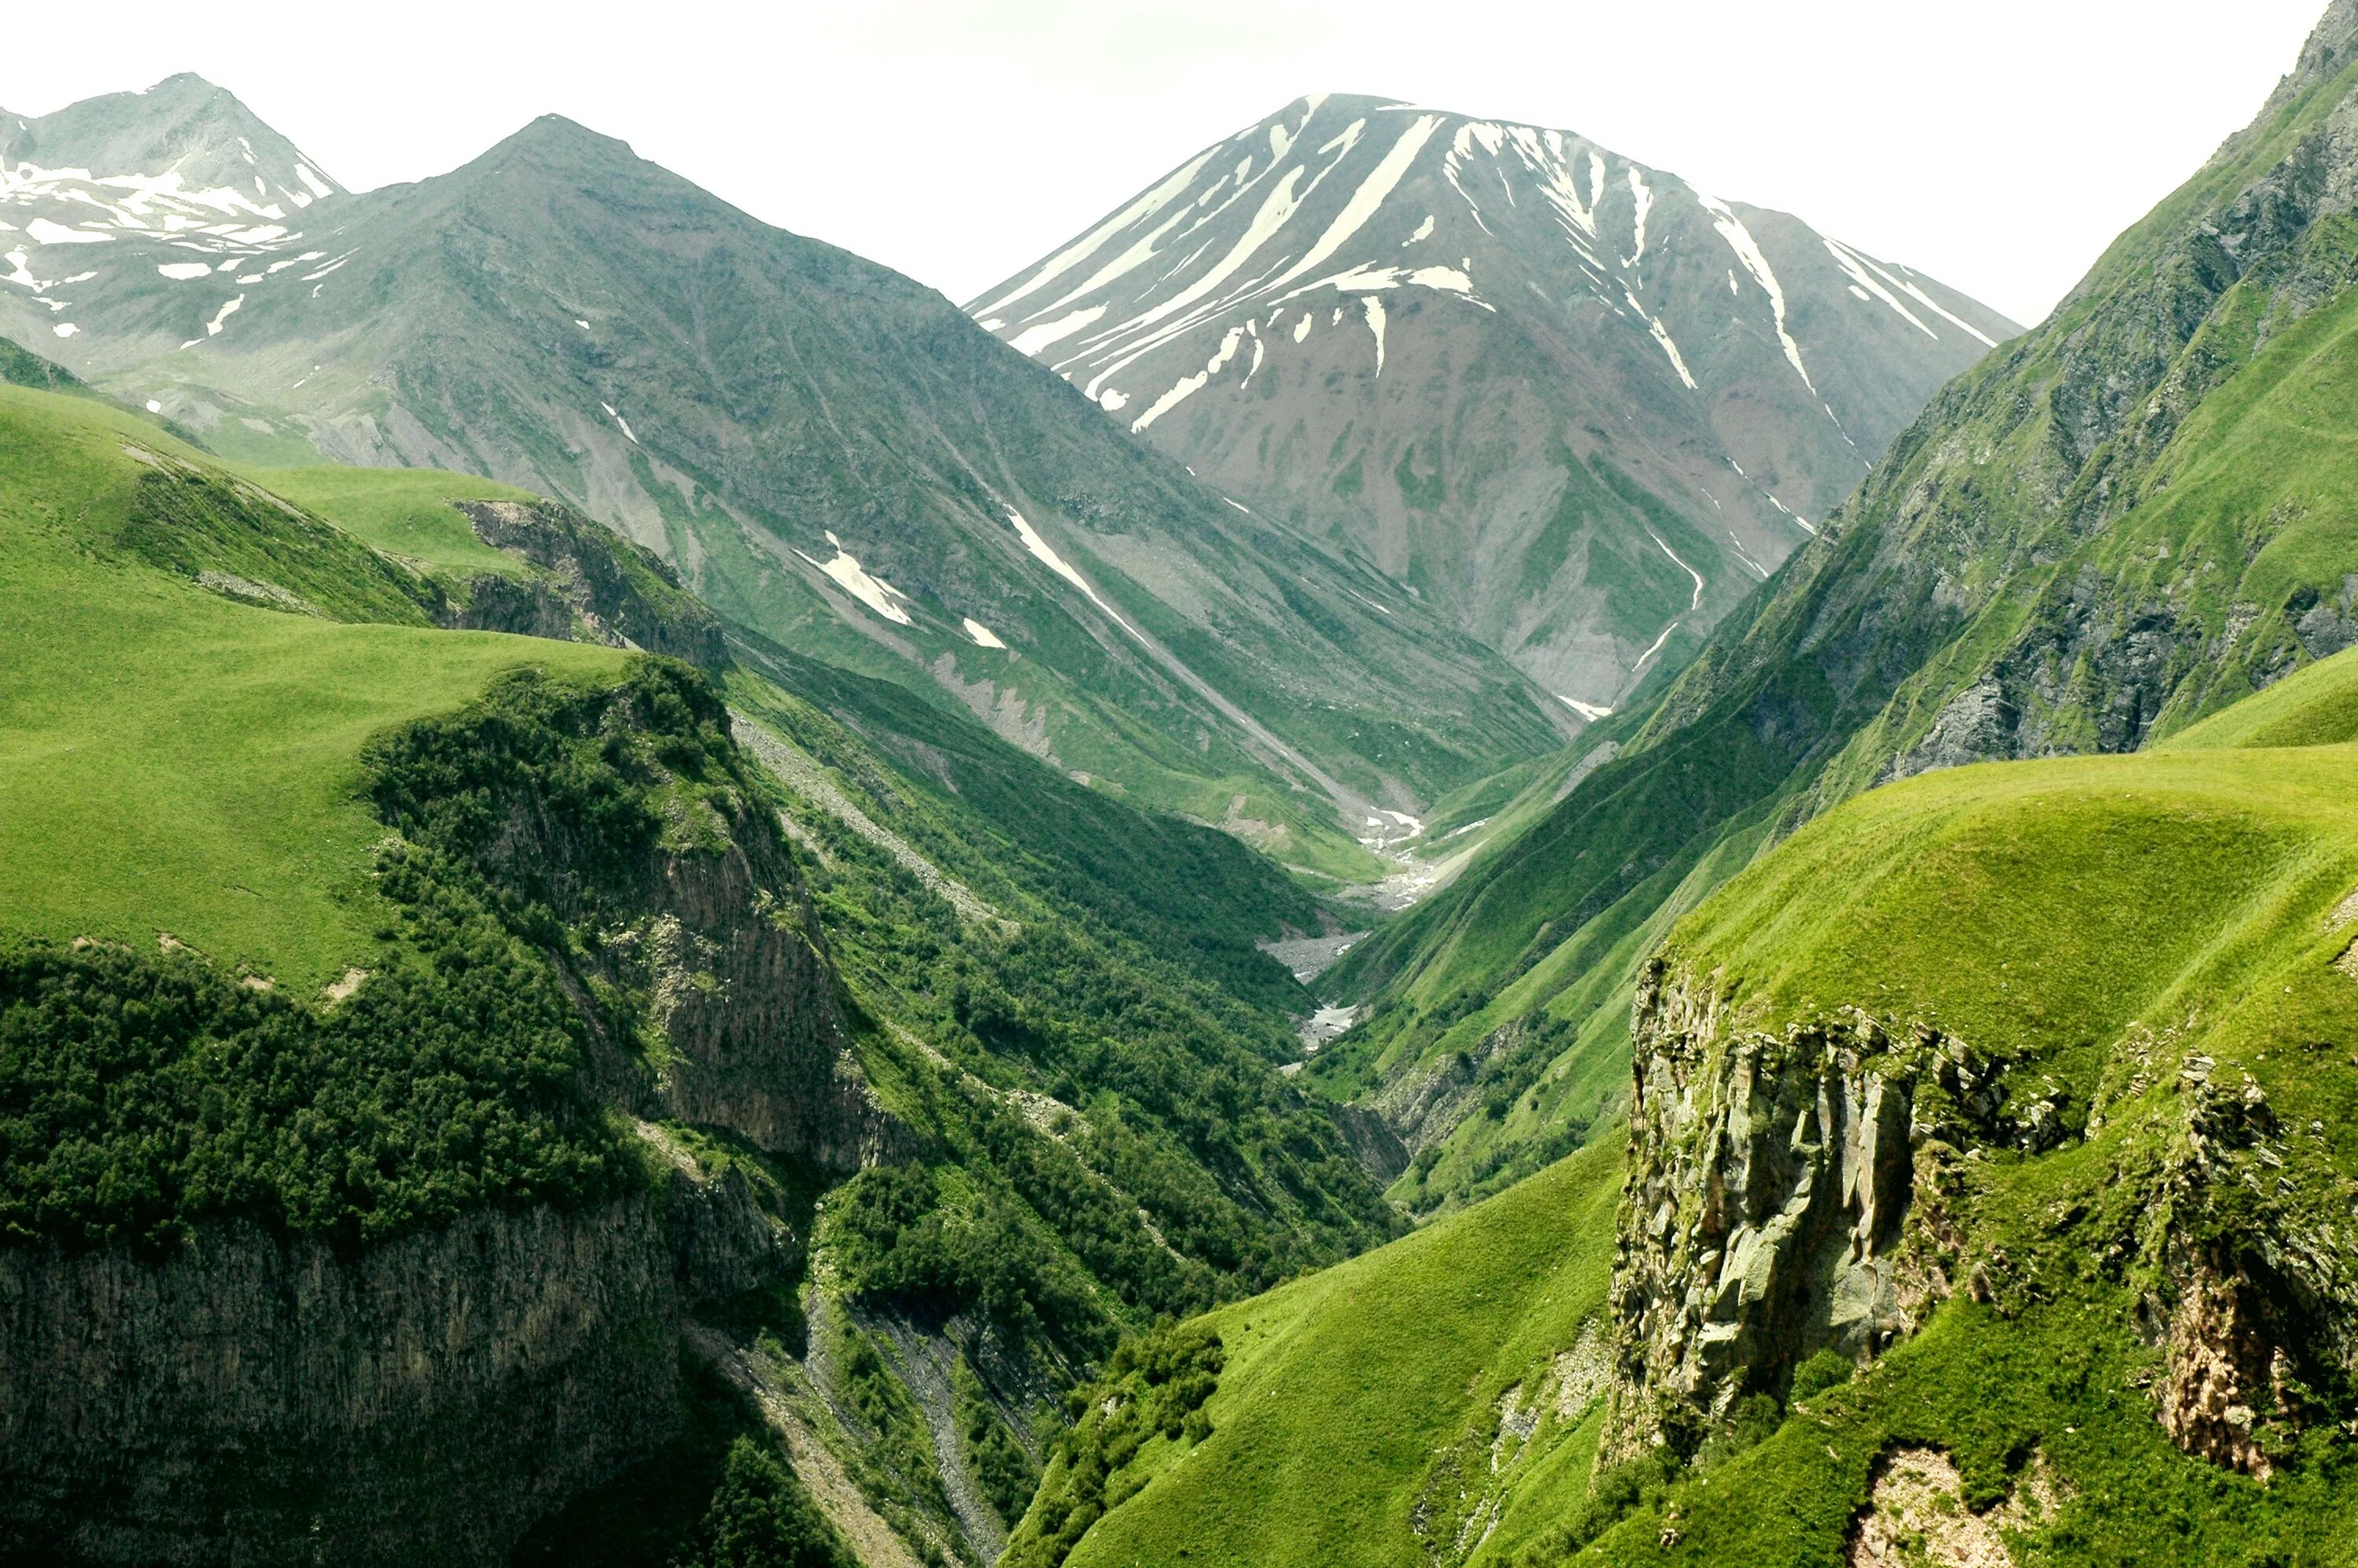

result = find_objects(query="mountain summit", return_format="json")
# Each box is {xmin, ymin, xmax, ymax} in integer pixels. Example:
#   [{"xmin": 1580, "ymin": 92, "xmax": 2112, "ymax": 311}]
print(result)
[
  {"xmin": 1, "ymin": 73, "xmax": 340, "ymax": 219},
  {"xmin": 971, "ymin": 94, "xmax": 2019, "ymax": 711}
]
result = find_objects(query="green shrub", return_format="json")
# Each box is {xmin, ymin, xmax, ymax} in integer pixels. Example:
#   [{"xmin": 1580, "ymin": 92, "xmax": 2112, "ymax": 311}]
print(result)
[
  {"xmin": 1002, "ymin": 1324, "xmax": 1225, "ymax": 1568},
  {"xmin": 957, "ymin": 1360, "xmax": 1040, "ymax": 1528},
  {"xmin": 0, "ymin": 861, "xmax": 632, "ymax": 1248},
  {"xmin": 670, "ymin": 1437, "xmax": 854, "ymax": 1568},
  {"xmin": 1789, "ymin": 1349, "xmax": 1856, "ymax": 1405}
]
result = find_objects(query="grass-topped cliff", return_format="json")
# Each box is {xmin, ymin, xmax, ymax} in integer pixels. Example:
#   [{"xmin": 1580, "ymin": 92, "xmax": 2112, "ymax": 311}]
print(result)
[
  {"xmin": 0, "ymin": 363, "xmax": 1409, "ymax": 1566},
  {"xmin": 1023, "ymin": 646, "xmax": 2358, "ymax": 1566}
]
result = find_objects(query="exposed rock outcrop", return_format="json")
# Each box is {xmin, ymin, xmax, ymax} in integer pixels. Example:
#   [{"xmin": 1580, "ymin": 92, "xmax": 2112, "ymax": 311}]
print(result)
[
  {"xmin": 1604, "ymin": 956, "xmax": 2356, "ymax": 1480},
  {"xmin": 446, "ymin": 497, "xmax": 729, "ymax": 671},
  {"xmin": 1603, "ymin": 963, "xmax": 1926, "ymax": 1456},
  {"xmin": 2142, "ymin": 1074, "xmax": 2356, "ymax": 1478},
  {"xmin": 1601, "ymin": 959, "xmax": 2041, "ymax": 1458}
]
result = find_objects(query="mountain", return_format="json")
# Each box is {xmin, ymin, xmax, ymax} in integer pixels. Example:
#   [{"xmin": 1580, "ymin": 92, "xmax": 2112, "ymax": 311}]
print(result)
[
  {"xmin": 0, "ymin": 367, "xmax": 1401, "ymax": 1566},
  {"xmin": 1314, "ymin": 0, "xmax": 2358, "ymax": 1216},
  {"xmin": 970, "ymin": 95, "xmax": 2019, "ymax": 711},
  {"xmin": 1002, "ymin": 642, "xmax": 2358, "ymax": 1568},
  {"xmin": 0, "ymin": 71, "xmax": 342, "ymax": 227},
  {"xmin": 2, "ymin": 83, "xmax": 1577, "ymax": 883}
]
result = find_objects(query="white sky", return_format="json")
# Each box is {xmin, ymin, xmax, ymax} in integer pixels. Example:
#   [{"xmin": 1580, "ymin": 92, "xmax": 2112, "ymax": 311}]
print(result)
[{"xmin": 1, "ymin": 0, "xmax": 2331, "ymax": 326}]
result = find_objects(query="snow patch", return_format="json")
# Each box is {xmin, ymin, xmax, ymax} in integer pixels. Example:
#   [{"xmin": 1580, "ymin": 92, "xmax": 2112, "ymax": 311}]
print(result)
[
  {"xmin": 53, "ymin": 322, "xmax": 77, "ymax": 338},
  {"xmin": 971, "ymin": 146, "xmax": 1219, "ymax": 318},
  {"xmin": 600, "ymin": 402, "xmax": 640, "ymax": 444},
  {"xmin": 26, "ymin": 218, "xmax": 110, "ymax": 245},
  {"xmin": 793, "ymin": 541, "xmax": 914, "ymax": 626},
  {"xmin": 962, "ymin": 617, "xmax": 1006, "ymax": 649},
  {"xmin": 1132, "ymin": 324, "xmax": 1247, "ymax": 432},
  {"xmin": 1362, "ymin": 292, "xmax": 1387, "ymax": 375},
  {"xmin": 1702, "ymin": 193, "xmax": 1814, "ymax": 391},
  {"xmin": 1009, "ymin": 303, "xmax": 1107, "ymax": 355},
  {"xmin": 1628, "ymin": 289, "xmax": 1697, "ymax": 389},
  {"xmin": 1650, "ymin": 530, "xmax": 1705, "ymax": 613},
  {"xmin": 1006, "ymin": 509, "xmax": 1140, "ymax": 638},
  {"xmin": 1821, "ymin": 237, "xmax": 1936, "ymax": 338},
  {"xmin": 1405, "ymin": 214, "xmax": 1434, "ymax": 245},
  {"xmin": 204, "ymin": 294, "xmax": 244, "ymax": 336},
  {"xmin": 1558, "ymin": 696, "xmax": 1614, "ymax": 721}
]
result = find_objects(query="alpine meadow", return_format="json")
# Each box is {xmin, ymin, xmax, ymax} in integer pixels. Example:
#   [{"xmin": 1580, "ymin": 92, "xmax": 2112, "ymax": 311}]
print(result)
[{"xmin": 4, "ymin": 5, "xmax": 2358, "ymax": 1566}]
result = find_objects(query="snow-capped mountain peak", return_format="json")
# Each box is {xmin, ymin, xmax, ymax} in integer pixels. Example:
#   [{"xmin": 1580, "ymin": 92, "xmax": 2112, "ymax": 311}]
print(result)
[{"xmin": 971, "ymin": 93, "xmax": 2019, "ymax": 708}]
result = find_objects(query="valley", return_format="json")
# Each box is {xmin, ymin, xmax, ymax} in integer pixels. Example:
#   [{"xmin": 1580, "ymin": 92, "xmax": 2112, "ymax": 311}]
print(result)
[{"xmin": 5, "ymin": 6, "xmax": 2358, "ymax": 1566}]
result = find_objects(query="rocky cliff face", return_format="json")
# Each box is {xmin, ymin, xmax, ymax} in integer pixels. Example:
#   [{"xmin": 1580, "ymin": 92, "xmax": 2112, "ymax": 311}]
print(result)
[
  {"xmin": 0, "ymin": 1198, "xmax": 678, "ymax": 1566},
  {"xmin": 1602, "ymin": 962, "xmax": 1941, "ymax": 1456},
  {"xmin": 0, "ymin": 664, "xmax": 886, "ymax": 1562},
  {"xmin": 375, "ymin": 663, "xmax": 907, "ymax": 1176},
  {"xmin": 1601, "ymin": 956, "xmax": 2358, "ymax": 1479},
  {"xmin": 446, "ymin": 498, "xmax": 731, "ymax": 672}
]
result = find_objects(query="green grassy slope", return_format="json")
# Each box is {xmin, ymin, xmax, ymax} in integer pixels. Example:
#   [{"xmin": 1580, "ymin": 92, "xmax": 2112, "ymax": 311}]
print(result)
[
  {"xmin": 0, "ymin": 383, "xmax": 622, "ymax": 989},
  {"xmin": 1030, "ymin": 648, "xmax": 2358, "ymax": 1567},
  {"xmin": 1315, "ymin": 0, "xmax": 2358, "ymax": 1216},
  {"xmin": 1005, "ymin": 1139, "xmax": 1625, "ymax": 1568},
  {"xmin": 248, "ymin": 463, "xmax": 538, "ymax": 576}
]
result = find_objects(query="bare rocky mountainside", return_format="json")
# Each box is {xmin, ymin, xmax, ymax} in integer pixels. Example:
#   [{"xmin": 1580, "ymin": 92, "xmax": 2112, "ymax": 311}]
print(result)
[
  {"xmin": 1, "ymin": 84, "xmax": 1576, "ymax": 883},
  {"xmin": 971, "ymin": 94, "xmax": 2018, "ymax": 712}
]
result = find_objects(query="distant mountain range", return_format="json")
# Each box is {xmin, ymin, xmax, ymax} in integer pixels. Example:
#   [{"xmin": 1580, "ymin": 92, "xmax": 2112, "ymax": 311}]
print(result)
[
  {"xmin": 1, "ymin": 77, "xmax": 1574, "ymax": 883},
  {"xmin": 972, "ymin": 94, "xmax": 2019, "ymax": 711}
]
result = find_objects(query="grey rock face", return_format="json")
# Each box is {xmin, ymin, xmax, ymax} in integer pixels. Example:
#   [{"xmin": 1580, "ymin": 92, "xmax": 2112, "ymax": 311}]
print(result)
[
  {"xmin": 1602, "ymin": 963, "xmax": 1927, "ymax": 1456},
  {"xmin": 0, "ymin": 1199, "xmax": 680, "ymax": 1567},
  {"xmin": 450, "ymin": 498, "xmax": 730, "ymax": 671}
]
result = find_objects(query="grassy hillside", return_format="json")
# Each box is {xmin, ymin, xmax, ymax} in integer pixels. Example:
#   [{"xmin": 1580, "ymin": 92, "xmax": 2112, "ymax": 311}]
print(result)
[
  {"xmin": 0, "ymin": 382, "xmax": 623, "ymax": 990},
  {"xmin": 1005, "ymin": 1139, "xmax": 1626, "ymax": 1568},
  {"xmin": 1031, "ymin": 644, "xmax": 2358, "ymax": 1566},
  {"xmin": 249, "ymin": 464, "xmax": 539, "ymax": 576}
]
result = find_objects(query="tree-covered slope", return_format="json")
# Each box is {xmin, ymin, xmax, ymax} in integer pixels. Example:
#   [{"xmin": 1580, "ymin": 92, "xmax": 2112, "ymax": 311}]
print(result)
[
  {"xmin": 1314, "ymin": 0, "xmax": 2358, "ymax": 1215},
  {"xmin": 6, "ymin": 86, "xmax": 1577, "ymax": 883},
  {"xmin": 1017, "ymin": 641, "xmax": 2358, "ymax": 1568}
]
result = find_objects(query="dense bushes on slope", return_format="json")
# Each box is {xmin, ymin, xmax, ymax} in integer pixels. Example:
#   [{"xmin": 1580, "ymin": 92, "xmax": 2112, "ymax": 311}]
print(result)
[
  {"xmin": 0, "ymin": 658, "xmax": 776, "ymax": 1249},
  {"xmin": 0, "ymin": 904, "xmax": 630, "ymax": 1247},
  {"xmin": 671, "ymin": 1437, "xmax": 858, "ymax": 1568}
]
